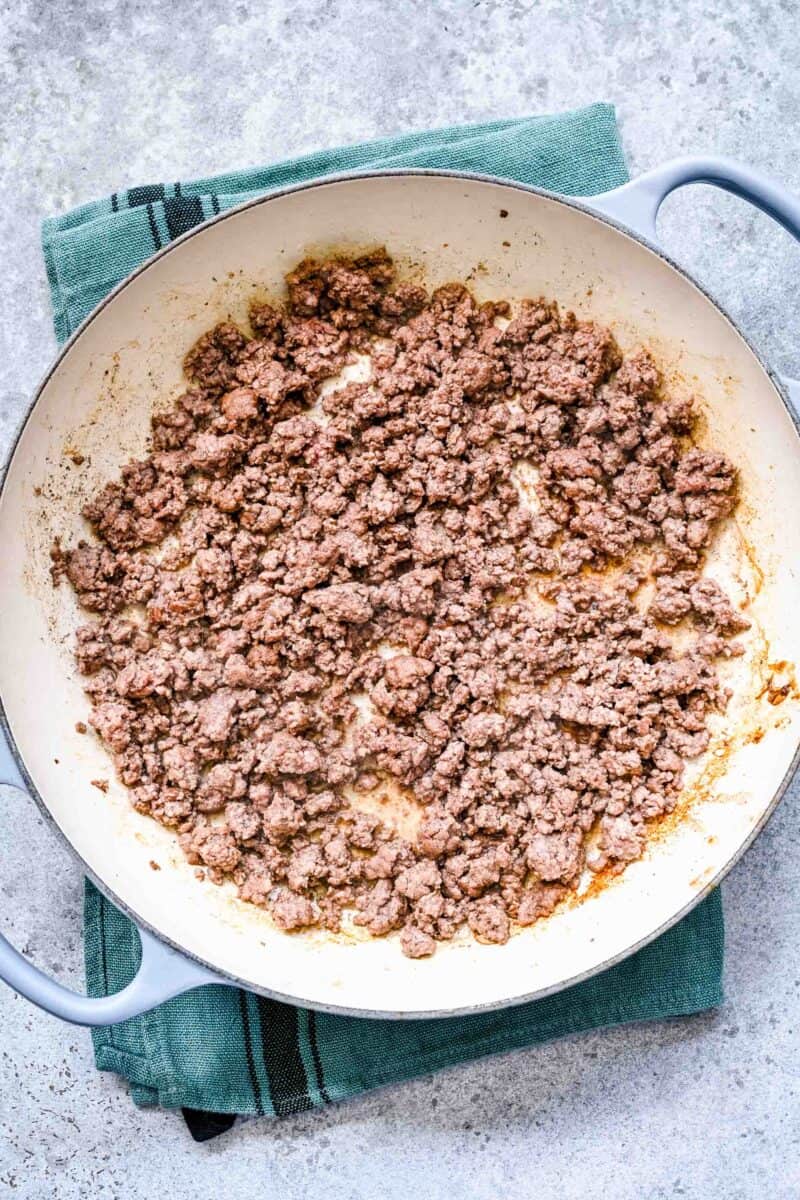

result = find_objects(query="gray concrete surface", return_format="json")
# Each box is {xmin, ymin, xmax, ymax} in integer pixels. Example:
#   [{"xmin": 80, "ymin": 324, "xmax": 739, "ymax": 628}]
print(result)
[{"xmin": 1, "ymin": 1, "xmax": 799, "ymax": 1196}]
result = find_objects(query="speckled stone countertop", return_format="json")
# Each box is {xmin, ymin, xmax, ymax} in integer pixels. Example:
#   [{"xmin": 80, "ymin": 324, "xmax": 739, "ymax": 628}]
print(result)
[{"xmin": 1, "ymin": 2, "xmax": 799, "ymax": 1196}]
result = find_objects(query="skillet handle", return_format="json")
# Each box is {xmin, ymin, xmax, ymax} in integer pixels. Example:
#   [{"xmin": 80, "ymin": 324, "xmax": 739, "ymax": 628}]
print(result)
[
  {"xmin": 0, "ymin": 732, "xmax": 231, "ymax": 1026},
  {"xmin": 585, "ymin": 155, "xmax": 800, "ymax": 408}
]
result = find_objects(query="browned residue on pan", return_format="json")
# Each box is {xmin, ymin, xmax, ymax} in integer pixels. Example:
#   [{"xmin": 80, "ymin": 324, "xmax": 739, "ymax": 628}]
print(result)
[
  {"xmin": 756, "ymin": 660, "xmax": 799, "ymax": 707},
  {"xmin": 734, "ymin": 518, "xmax": 766, "ymax": 598}
]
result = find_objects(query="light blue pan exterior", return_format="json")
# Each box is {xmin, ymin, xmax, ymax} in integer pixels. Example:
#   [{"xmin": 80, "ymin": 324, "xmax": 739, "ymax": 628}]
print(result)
[{"xmin": 1, "ymin": 156, "xmax": 798, "ymax": 1026}]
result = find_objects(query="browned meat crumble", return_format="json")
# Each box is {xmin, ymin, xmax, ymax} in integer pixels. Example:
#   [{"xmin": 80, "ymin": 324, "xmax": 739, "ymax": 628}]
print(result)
[{"xmin": 52, "ymin": 249, "xmax": 749, "ymax": 957}]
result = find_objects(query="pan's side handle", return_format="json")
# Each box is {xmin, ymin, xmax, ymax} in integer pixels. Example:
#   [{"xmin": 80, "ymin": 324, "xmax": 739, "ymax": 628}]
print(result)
[
  {"xmin": 0, "ymin": 728, "xmax": 232, "ymax": 1026},
  {"xmin": 585, "ymin": 156, "xmax": 800, "ymax": 408}
]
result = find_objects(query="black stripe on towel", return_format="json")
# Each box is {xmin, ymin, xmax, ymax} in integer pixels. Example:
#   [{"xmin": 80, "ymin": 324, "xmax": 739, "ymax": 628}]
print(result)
[
  {"xmin": 256, "ymin": 997, "xmax": 314, "ymax": 1115},
  {"xmin": 238, "ymin": 990, "xmax": 265, "ymax": 1116},
  {"xmin": 127, "ymin": 183, "xmax": 166, "ymax": 207},
  {"xmin": 163, "ymin": 194, "xmax": 205, "ymax": 240},
  {"xmin": 307, "ymin": 1009, "xmax": 331, "ymax": 1104},
  {"xmin": 145, "ymin": 202, "xmax": 162, "ymax": 250}
]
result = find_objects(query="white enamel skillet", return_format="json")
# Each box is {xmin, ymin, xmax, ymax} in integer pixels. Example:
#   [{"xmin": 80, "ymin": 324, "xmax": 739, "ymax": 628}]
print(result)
[{"xmin": 1, "ymin": 158, "xmax": 799, "ymax": 1023}]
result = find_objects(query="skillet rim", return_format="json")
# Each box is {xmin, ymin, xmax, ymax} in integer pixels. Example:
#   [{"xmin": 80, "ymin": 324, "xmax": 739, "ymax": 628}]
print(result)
[{"xmin": 2, "ymin": 166, "xmax": 798, "ymax": 1019}]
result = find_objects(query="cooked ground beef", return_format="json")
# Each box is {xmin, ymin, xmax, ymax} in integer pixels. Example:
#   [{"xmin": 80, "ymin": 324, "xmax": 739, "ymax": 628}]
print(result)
[{"xmin": 52, "ymin": 249, "xmax": 749, "ymax": 957}]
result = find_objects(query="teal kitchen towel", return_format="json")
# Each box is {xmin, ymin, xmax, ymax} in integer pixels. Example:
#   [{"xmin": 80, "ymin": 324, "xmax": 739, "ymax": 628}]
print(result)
[{"xmin": 42, "ymin": 103, "xmax": 724, "ymax": 1126}]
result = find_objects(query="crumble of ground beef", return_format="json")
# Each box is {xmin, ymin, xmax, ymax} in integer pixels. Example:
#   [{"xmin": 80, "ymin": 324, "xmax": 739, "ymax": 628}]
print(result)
[{"xmin": 54, "ymin": 249, "xmax": 749, "ymax": 957}]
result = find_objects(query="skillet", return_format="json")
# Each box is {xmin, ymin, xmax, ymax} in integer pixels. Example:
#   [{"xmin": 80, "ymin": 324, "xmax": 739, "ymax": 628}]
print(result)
[{"xmin": 1, "ymin": 157, "xmax": 799, "ymax": 1022}]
